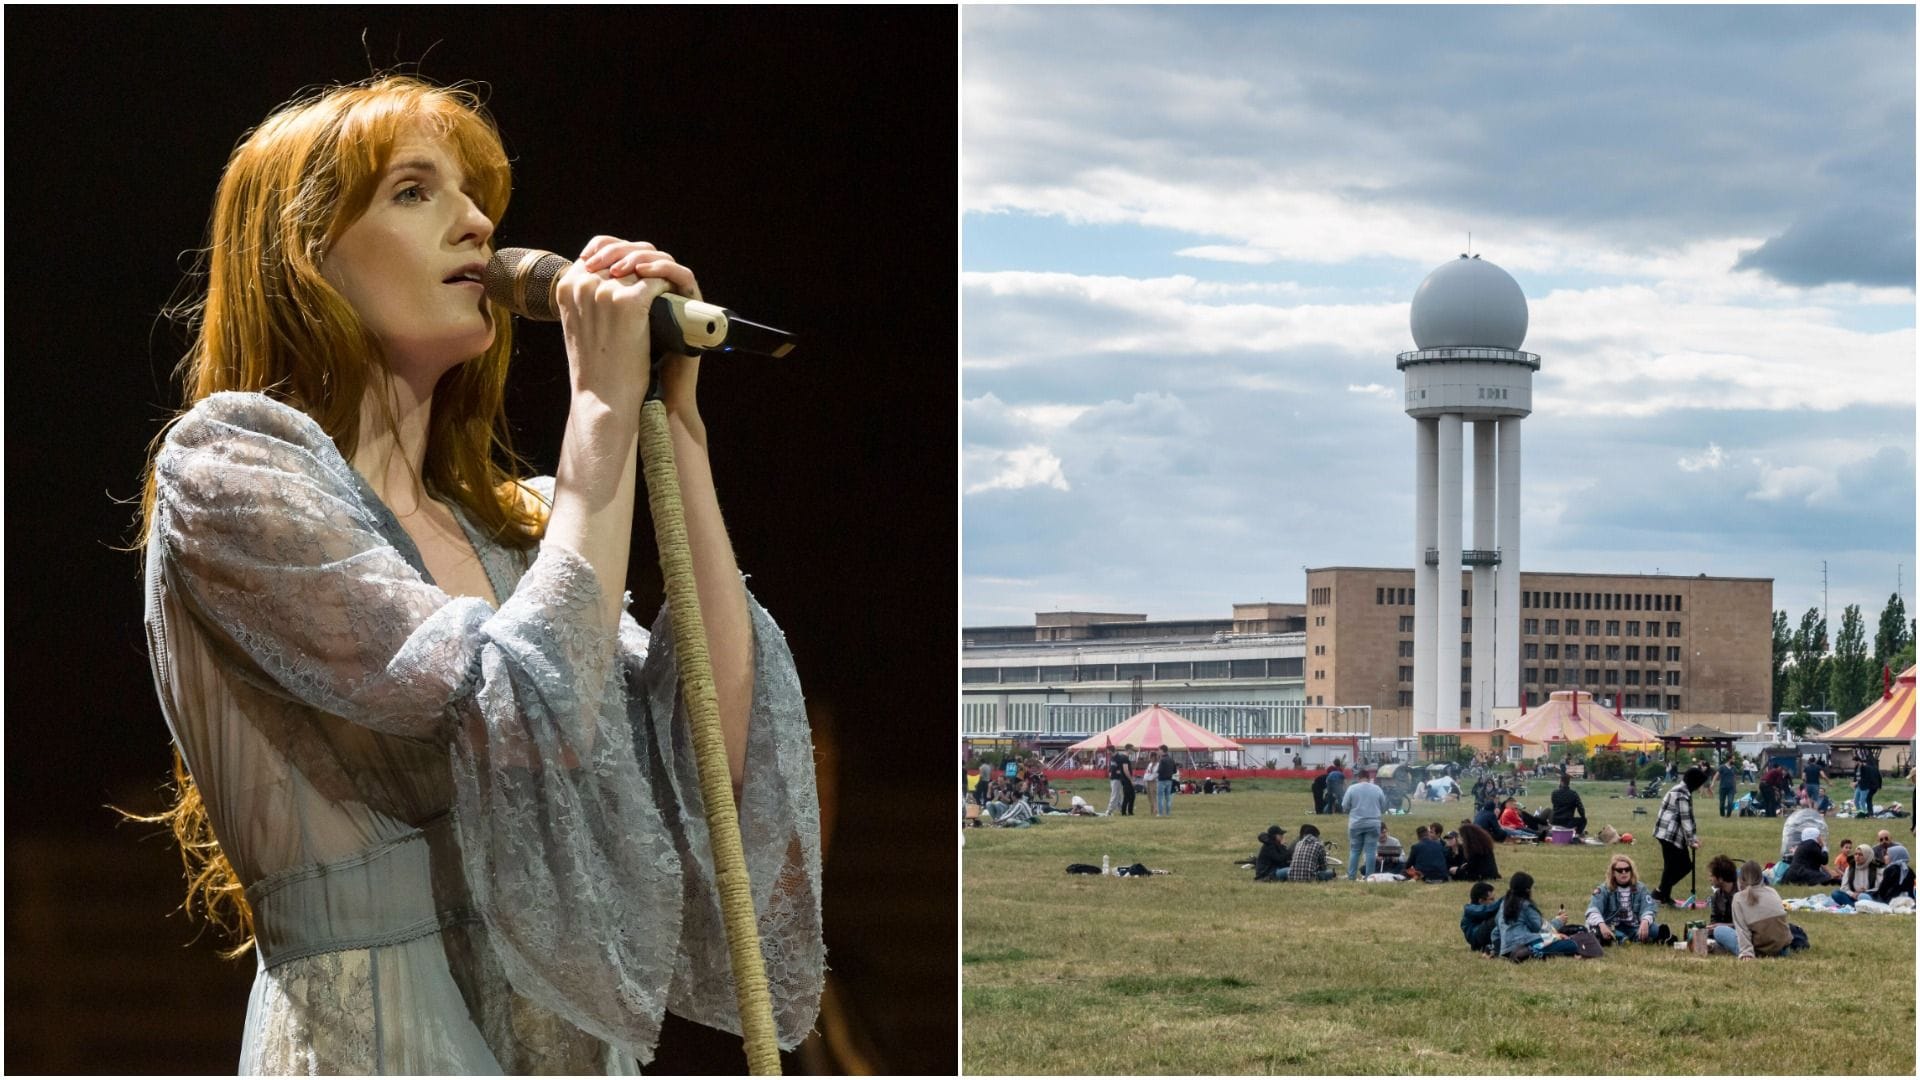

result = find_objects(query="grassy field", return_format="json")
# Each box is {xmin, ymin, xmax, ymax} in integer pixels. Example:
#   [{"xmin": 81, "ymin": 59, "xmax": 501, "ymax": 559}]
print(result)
[{"xmin": 961, "ymin": 778, "xmax": 1916, "ymax": 1075}]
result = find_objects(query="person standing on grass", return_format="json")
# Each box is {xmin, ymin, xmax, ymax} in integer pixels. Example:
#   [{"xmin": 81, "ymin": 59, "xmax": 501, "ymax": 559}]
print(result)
[
  {"xmin": 1154, "ymin": 747, "xmax": 1178, "ymax": 818},
  {"xmin": 1310, "ymin": 768, "xmax": 1329, "ymax": 816},
  {"xmin": 1651, "ymin": 765, "xmax": 1708, "ymax": 906},
  {"xmin": 1855, "ymin": 754, "xmax": 1883, "ymax": 817},
  {"xmin": 1106, "ymin": 746, "xmax": 1130, "ymax": 817},
  {"xmin": 1341, "ymin": 766, "xmax": 1391, "ymax": 880},
  {"xmin": 1325, "ymin": 759, "xmax": 1347, "ymax": 814},
  {"xmin": 1287, "ymin": 824, "xmax": 1335, "ymax": 882},
  {"xmin": 1716, "ymin": 758, "xmax": 1737, "ymax": 818}
]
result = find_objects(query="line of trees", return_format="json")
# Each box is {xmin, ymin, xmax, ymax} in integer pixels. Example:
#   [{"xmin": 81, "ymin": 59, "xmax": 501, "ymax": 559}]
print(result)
[{"xmin": 1770, "ymin": 591, "xmax": 1914, "ymax": 732}]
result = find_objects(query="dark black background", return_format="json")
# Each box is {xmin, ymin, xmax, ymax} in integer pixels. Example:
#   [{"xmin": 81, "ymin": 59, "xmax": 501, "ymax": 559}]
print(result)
[{"xmin": 5, "ymin": 7, "xmax": 956, "ymax": 1074}]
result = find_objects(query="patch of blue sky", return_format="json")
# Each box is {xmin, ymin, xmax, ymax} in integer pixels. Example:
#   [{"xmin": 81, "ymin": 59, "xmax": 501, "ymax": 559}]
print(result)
[{"xmin": 1828, "ymin": 302, "xmax": 1917, "ymax": 336}]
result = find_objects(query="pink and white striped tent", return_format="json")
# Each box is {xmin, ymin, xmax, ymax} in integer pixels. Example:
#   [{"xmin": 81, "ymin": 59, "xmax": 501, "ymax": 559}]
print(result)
[{"xmin": 1067, "ymin": 705, "xmax": 1245, "ymax": 764}]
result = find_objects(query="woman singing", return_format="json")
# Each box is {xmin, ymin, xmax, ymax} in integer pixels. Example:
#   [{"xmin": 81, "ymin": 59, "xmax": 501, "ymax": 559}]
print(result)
[{"xmin": 135, "ymin": 75, "xmax": 822, "ymax": 1072}]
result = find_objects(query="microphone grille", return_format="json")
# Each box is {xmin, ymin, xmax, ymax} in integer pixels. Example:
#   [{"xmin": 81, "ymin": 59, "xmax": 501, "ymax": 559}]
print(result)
[{"xmin": 485, "ymin": 247, "xmax": 570, "ymax": 322}]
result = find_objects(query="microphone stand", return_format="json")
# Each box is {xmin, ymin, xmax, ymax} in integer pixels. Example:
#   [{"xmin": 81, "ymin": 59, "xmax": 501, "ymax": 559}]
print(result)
[{"xmin": 636, "ymin": 357, "xmax": 782, "ymax": 1075}]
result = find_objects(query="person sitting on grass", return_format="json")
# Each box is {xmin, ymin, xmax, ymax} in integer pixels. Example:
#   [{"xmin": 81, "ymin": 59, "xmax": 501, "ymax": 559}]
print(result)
[
  {"xmin": 1253, "ymin": 826, "xmax": 1290, "ymax": 882},
  {"xmin": 1733, "ymin": 860, "xmax": 1796, "ymax": 959},
  {"xmin": 1460, "ymin": 881, "xmax": 1500, "ymax": 953},
  {"xmin": 1832, "ymin": 838, "xmax": 1856, "ymax": 880},
  {"xmin": 1495, "ymin": 872, "xmax": 1583, "ymax": 960},
  {"xmin": 1376, "ymin": 825, "xmax": 1405, "ymax": 874},
  {"xmin": 1830, "ymin": 845, "xmax": 1884, "ymax": 907},
  {"xmin": 1584, "ymin": 853, "xmax": 1670, "ymax": 945},
  {"xmin": 1452, "ymin": 823, "xmax": 1503, "ymax": 881},
  {"xmin": 1550, "ymin": 771, "xmax": 1588, "ymax": 835},
  {"xmin": 1781, "ymin": 827, "xmax": 1835, "ymax": 886},
  {"xmin": 1695, "ymin": 854, "xmax": 1741, "ymax": 955},
  {"xmin": 1473, "ymin": 800, "xmax": 1512, "ymax": 843},
  {"xmin": 1287, "ymin": 823, "xmax": 1335, "ymax": 882},
  {"xmin": 982, "ymin": 794, "xmax": 1037, "ymax": 828},
  {"xmin": 1498, "ymin": 797, "xmax": 1547, "ymax": 840},
  {"xmin": 1405, "ymin": 825, "xmax": 1450, "ymax": 883},
  {"xmin": 1874, "ymin": 844, "xmax": 1914, "ymax": 902}
]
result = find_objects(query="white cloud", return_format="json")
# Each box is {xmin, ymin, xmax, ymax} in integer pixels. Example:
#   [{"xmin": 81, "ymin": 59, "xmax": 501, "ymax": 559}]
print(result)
[
  {"xmin": 1348, "ymin": 383, "xmax": 1397, "ymax": 400},
  {"xmin": 1176, "ymin": 245, "xmax": 1278, "ymax": 264},
  {"xmin": 1678, "ymin": 442, "xmax": 1725, "ymax": 471},
  {"xmin": 964, "ymin": 445, "xmax": 1071, "ymax": 495},
  {"xmin": 1748, "ymin": 464, "xmax": 1840, "ymax": 505}
]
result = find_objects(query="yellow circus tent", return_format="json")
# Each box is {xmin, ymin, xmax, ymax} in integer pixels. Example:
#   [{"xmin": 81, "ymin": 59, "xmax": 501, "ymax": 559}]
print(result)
[
  {"xmin": 1496, "ymin": 690, "xmax": 1663, "ymax": 756},
  {"xmin": 1817, "ymin": 666, "xmax": 1915, "ymax": 745}
]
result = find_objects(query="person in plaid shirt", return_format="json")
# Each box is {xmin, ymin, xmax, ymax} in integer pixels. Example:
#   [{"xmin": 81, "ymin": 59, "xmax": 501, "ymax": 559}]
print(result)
[
  {"xmin": 1287, "ymin": 823, "xmax": 1335, "ymax": 882},
  {"xmin": 1652, "ymin": 765, "xmax": 1710, "ymax": 904}
]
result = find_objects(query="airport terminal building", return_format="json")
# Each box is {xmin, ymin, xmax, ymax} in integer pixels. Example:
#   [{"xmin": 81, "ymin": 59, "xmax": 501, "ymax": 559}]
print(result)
[{"xmin": 961, "ymin": 569, "xmax": 1772, "ymax": 742}]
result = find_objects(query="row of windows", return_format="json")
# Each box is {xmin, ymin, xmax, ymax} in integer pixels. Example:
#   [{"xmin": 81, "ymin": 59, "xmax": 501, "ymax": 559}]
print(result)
[
  {"xmin": 1310, "ymin": 587, "xmax": 1332, "ymax": 605},
  {"xmin": 1396, "ymin": 691, "xmax": 1685, "ymax": 709},
  {"xmin": 1523, "ymin": 619, "xmax": 1681, "ymax": 638},
  {"xmin": 1526, "ymin": 644, "xmax": 1684, "ymax": 662},
  {"xmin": 1520, "ymin": 668, "xmax": 1683, "ymax": 687},
  {"xmin": 1524, "ymin": 590, "xmax": 1681, "ymax": 613},
  {"xmin": 961, "ymin": 658, "xmax": 1307, "ymax": 685}
]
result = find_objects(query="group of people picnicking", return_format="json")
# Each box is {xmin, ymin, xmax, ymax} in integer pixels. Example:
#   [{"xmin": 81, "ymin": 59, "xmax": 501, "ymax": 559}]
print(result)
[{"xmin": 967, "ymin": 744, "xmax": 1242, "ymax": 827}]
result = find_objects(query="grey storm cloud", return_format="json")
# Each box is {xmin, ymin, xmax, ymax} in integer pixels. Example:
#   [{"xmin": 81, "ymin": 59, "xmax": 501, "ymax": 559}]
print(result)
[
  {"xmin": 1734, "ymin": 199, "xmax": 1917, "ymax": 289},
  {"xmin": 966, "ymin": 5, "xmax": 1916, "ymax": 254}
]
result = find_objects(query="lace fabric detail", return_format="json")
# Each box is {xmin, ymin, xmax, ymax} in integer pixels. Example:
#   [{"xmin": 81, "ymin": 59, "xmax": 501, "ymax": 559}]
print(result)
[
  {"xmin": 244, "ymin": 951, "xmax": 379, "ymax": 1075},
  {"xmin": 150, "ymin": 393, "xmax": 824, "ymax": 1068}
]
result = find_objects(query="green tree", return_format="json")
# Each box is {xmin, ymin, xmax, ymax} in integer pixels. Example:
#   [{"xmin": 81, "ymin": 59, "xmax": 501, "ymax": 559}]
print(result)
[
  {"xmin": 1770, "ymin": 609, "xmax": 1791, "ymax": 720},
  {"xmin": 1875, "ymin": 591, "xmax": 1911, "ymax": 671},
  {"xmin": 1783, "ymin": 706, "xmax": 1814, "ymax": 738},
  {"xmin": 1788, "ymin": 606, "xmax": 1829, "ymax": 712},
  {"xmin": 1828, "ymin": 603, "xmax": 1873, "ymax": 722}
]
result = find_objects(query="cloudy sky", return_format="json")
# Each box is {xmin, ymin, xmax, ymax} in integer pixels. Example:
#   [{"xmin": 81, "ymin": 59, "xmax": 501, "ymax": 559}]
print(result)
[{"xmin": 962, "ymin": 5, "xmax": 1915, "ymax": 636}]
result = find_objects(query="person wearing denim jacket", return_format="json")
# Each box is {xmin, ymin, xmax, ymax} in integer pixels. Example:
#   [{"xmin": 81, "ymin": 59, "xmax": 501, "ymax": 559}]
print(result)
[
  {"xmin": 1584, "ymin": 854, "xmax": 1662, "ymax": 944},
  {"xmin": 1495, "ymin": 873, "xmax": 1580, "ymax": 959}
]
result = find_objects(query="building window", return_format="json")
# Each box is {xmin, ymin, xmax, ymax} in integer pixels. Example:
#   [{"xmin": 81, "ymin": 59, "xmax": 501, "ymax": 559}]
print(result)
[
  {"xmin": 1606, "ymin": 620, "xmax": 1621, "ymax": 636},
  {"xmin": 1604, "ymin": 670, "xmax": 1619, "ymax": 685},
  {"xmin": 1377, "ymin": 587, "xmax": 1385, "ymax": 605},
  {"xmin": 1585, "ymin": 668, "xmax": 1600, "ymax": 684},
  {"xmin": 1232, "ymin": 660, "xmax": 1266, "ymax": 678},
  {"xmin": 1542, "ymin": 644, "xmax": 1556, "ymax": 660},
  {"xmin": 1586, "ymin": 620, "xmax": 1600, "ymax": 636},
  {"xmin": 1524, "ymin": 667, "xmax": 1538, "ymax": 683},
  {"xmin": 1272, "ymin": 658, "xmax": 1304, "ymax": 677},
  {"xmin": 1398, "ymin": 691, "xmax": 1412, "ymax": 706},
  {"xmin": 1543, "ymin": 668, "xmax": 1561, "ymax": 684},
  {"xmin": 1626, "ymin": 694, "xmax": 1640, "ymax": 708},
  {"xmin": 1078, "ymin": 665, "xmax": 1115, "ymax": 682},
  {"xmin": 1646, "ymin": 669, "xmax": 1661, "ymax": 686},
  {"xmin": 1462, "ymin": 617, "xmax": 1472, "ymax": 634},
  {"xmin": 1527, "ymin": 691, "xmax": 1540, "ymax": 707},
  {"xmin": 1114, "ymin": 663, "xmax": 1150, "ymax": 681},
  {"xmin": 1564, "ymin": 621, "xmax": 1579, "ymax": 639},
  {"xmin": 1605, "ymin": 645, "xmax": 1621, "ymax": 660},
  {"xmin": 1399, "ymin": 666, "xmax": 1413, "ymax": 682},
  {"xmin": 1462, "ymin": 641, "xmax": 1472, "ymax": 657},
  {"xmin": 1666, "ymin": 695, "xmax": 1681, "ymax": 710},
  {"xmin": 1040, "ymin": 665, "xmax": 1074, "ymax": 682},
  {"xmin": 1525, "ymin": 643, "xmax": 1539, "ymax": 659},
  {"xmin": 1398, "ymin": 641, "xmax": 1414, "ymax": 658},
  {"xmin": 1674, "ymin": 596, "xmax": 1682, "ymax": 612},
  {"xmin": 1667, "ymin": 646, "xmax": 1681, "ymax": 662},
  {"xmin": 1625, "ymin": 621, "xmax": 1640, "ymax": 637},
  {"xmin": 1545, "ymin": 619, "xmax": 1559, "ymax": 635},
  {"xmin": 1314, "ymin": 644, "xmax": 1325, "ymax": 655},
  {"xmin": 1667, "ymin": 621, "xmax": 1681, "ymax": 637},
  {"xmin": 1626, "ymin": 645, "xmax": 1640, "ymax": 661},
  {"xmin": 1462, "ymin": 666, "xmax": 1471, "ymax": 683},
  {"xmin": 962, "ymin": 668, "xmax": 998, "ymax": 684},
  {"xmin": 1665, "ymin": 670, "xmax": 1680, "ymax": 687},
  {"xmin": 1461, "ymin": 589, "xmax": 1469, "ymax": 608},
  {"xmin": 1585, "ymin": 644, "xmax": 1599, "ymax": 661},
  {"xmin": 1625, "ymin": 670, "xmax": 1640, "ymax": 685},
  {"xmin": 1462, "ymin": 689, "xmax": 1471, "ymax": 706},
  {"xmin": 1524, "ymin": 618, "xmax": 1539, "ymax": 635},
  {"xmin": 1399, "ymin": 615, "xmax": 1414, "ymax": 632},
  {"xmin": 1155, "ymin": 662, "xmax": 1192, "ymax": 680},
  {"xmin": 1194, "ymin": 661, "xmax": 1229, "ymax": 679}
]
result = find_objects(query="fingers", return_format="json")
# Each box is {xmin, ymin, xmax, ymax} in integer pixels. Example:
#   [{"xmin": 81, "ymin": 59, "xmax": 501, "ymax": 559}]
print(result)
[{"xmin": 575, "ymin": 237, "xmax": 700, "ymax": 299}]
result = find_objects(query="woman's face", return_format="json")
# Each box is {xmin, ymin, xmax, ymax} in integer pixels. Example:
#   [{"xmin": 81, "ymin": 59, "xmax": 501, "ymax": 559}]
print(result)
[{"xmin": 322, "ymin": 132, "xmax": 496, "ymax": 390}]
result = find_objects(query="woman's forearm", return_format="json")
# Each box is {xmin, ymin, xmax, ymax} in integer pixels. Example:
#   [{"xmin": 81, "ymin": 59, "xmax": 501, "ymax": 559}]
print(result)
[{"xmin": 546, "ymin": 391, "xmax": 644, "ymax": 632}]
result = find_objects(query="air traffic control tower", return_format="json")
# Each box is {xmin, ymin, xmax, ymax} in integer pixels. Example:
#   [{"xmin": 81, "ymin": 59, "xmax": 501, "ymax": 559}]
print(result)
[{"xmin": 1400, "ymin": 254, "xmax": 1537, "ymax": 729}]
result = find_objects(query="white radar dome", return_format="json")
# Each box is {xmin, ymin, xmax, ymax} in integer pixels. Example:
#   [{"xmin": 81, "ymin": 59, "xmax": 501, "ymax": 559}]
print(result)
[{"xmin": 1409, "ymin": 254, "xmax": 1529, "ymax": 350}]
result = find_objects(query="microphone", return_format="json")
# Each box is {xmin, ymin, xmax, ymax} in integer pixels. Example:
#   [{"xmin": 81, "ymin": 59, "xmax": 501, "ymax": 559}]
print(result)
[{"xmin": 483, "ymin": 247, "xmax": 795, "ymax": 359}]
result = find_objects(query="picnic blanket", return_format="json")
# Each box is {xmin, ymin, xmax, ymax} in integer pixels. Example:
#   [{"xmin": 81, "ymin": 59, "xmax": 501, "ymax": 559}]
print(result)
[{"xmin": 1784, "ymin": 894, "xmax": 1916, "ymax": 915}]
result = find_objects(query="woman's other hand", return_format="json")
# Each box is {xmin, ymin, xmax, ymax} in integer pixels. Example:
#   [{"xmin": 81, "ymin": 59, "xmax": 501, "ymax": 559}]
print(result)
[{"xmin": 568, "ymin": 236, "xmax": 705, "ymax": 423}]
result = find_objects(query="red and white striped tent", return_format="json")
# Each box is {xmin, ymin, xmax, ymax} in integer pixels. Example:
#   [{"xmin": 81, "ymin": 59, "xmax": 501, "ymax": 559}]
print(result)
[
  {"xmin": 1817, "ymin": 665, "xmax": 1915, "ymax": 745},
  {"xmin": 1497, "ymin": 690, "xmax": 1662, "ymax": 754},
  {"xmin": 1067, "ymin": 705, "xmax": 1246, "ymax": 765}
]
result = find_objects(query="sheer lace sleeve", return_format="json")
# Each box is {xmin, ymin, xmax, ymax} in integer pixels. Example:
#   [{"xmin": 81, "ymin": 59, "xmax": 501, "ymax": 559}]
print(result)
[
  {"xmin": 635, "ymin": 597, "xmax": 825, "ymax": 1049},
  {"xmin": 152, "ymin": 393, "xmax": 616, "ymax": 739}
]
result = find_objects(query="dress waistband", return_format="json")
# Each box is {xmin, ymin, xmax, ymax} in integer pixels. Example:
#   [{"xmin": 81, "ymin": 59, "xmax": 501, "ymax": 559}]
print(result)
[{"xmin": 247, "ymin": 816, "xmax": 478, "ymax": 970}]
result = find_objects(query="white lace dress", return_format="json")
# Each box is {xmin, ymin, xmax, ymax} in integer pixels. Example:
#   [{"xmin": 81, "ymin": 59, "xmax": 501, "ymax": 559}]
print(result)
[{"xmin": 143, "ymin": 392, "xmax": 822, "ymax": 1073}]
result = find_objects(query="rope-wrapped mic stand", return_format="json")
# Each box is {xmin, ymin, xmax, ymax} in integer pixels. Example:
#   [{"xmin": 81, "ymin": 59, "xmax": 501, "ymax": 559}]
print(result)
[{"xmin": 636, "ymin": 380, "xmax": 782, "ymax": 1075}]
